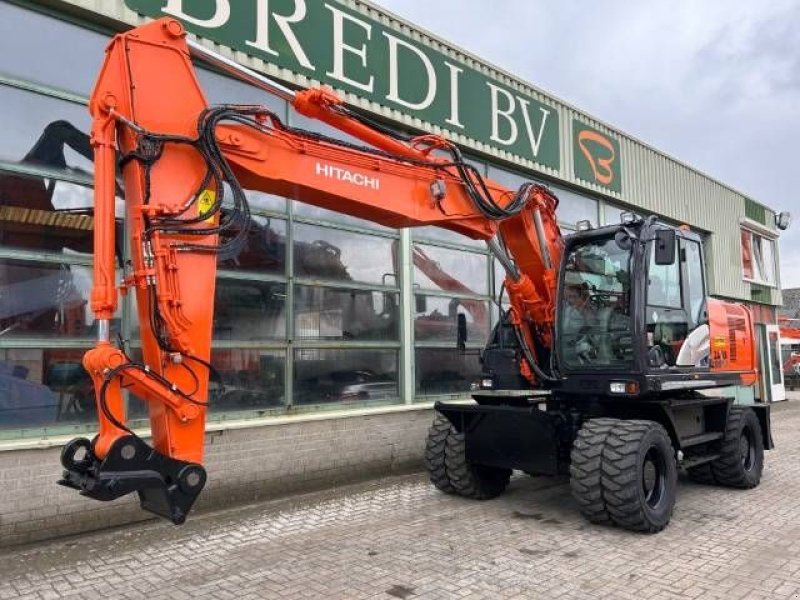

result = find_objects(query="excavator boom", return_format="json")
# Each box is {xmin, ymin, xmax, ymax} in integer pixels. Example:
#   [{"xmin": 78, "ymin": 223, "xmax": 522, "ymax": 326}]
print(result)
[{"xmin": 57, "ymin": 18, "xmax": 564, "ymax": 523}]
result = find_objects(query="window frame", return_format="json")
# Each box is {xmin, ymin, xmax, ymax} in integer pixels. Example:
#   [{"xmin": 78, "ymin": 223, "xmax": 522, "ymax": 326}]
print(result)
[{"xmin": 740, "ymin": 227, "xmax": 777, "ymax": 288}]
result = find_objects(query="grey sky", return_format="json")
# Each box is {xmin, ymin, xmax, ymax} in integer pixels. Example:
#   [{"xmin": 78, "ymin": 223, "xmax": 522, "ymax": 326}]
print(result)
[{"xmin": 376, "ymin": 0, "xmax": 800, "ymax": 289}]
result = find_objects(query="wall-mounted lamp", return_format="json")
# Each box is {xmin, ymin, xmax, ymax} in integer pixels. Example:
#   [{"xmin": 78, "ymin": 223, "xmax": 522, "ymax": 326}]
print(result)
[{"xmin": 775, "ymin": 211, "xmax": 792, "ymax": 231}]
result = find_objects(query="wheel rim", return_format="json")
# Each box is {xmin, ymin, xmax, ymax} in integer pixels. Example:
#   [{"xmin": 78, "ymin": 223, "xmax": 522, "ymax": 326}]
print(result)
[
  {"xmin": 740, "ymin": 427, "xmax": 756, "ymax": 472},
  {"xmin": 642, "ymin": 446, "xmax": 666, "ymax": 508}
]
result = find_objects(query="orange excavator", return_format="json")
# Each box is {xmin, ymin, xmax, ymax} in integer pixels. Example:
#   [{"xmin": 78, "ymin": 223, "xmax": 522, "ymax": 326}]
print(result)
[{"xmin": 59, "ymin": 19, "xmax": 772, "ymax": 532}]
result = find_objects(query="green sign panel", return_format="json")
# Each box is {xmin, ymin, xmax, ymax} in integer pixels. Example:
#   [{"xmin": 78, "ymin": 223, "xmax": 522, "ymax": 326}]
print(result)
[
  {"xmin": 573, "ymin": 120, "xmax": 621, "ymax": 193},
  {"xmin": 123, "ymin": 0, "xmax": 560, "ymax": 170}
]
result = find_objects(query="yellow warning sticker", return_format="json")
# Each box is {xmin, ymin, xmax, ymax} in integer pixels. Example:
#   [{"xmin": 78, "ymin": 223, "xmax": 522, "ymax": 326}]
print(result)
[{"xmin": 197, "ymin": 189, "xmax": 216, "ymax": 223}]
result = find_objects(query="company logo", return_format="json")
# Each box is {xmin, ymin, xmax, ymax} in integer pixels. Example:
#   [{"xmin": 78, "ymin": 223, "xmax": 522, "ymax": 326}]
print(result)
[
  {"xmin": 315, "ymin": 162, "xmax": 380, "ymax": 190},
  {"xmin": 573, "ymin": 121, "xmax": 621, "ymax": 192}
]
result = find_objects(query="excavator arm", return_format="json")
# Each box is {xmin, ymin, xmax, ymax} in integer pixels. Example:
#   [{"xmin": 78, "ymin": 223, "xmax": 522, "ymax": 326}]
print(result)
[{"xmin": 58, "ymin": 18, "xmax": 564, "ymax": 523}]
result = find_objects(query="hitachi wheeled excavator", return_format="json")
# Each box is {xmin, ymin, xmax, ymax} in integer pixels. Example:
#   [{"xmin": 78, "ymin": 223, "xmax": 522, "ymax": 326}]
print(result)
[{"xmin": 58, "ymin": 19, "xmax": 772, "ymax": 533}]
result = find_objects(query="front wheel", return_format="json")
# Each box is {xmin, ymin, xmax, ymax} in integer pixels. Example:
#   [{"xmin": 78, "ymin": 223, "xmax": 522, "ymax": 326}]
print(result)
[{"xmin": 600, "ymin": 420, "xmax": 677, "ymax": 533}]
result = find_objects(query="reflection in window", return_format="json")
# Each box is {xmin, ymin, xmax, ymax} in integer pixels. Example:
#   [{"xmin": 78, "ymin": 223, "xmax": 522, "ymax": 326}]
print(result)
[
  {"xmin": 294, "ymin": 202, "xmax": 392, "ymax": 231},
  {"xmin": 196, "ymin": 68, "xmax": 286, "ymax": 114},
  {"xmin": 550, "ymin": 184, "xmax": 598, "ymax": 228},
  {"xmin": 0, "ymin": 348, "xmax": 94, "ymax": 429},
  {"xmin": 0, "ymin": 3, "xmax": 108, "ymax": 95},
  {"xmin": 415, "ymin": 349, "xmax": 481, "ymax": 397},
  {"xmin": 294, "ymin": 224, "xmax": 398, "ymax": 285},
  {"xmin": 0, "ymin": 171, "xmax": 124, "ymax": 258},
  {"xmin": 128, "ymin": 349, "xmax": 286, "ymax": 420},
  {"xmin": 0, "ymin": 259, "xmax": 119, "ymax": 339},
  {"xmin": 647, "ymin": 241, "xmax": 681, "ymax": 308},
  {"xmin": 294, "ymin": 349, "xmax": 398, "ymax": 406},
  {"xmin": 218, "ymin": 216, "xmax": 287, "ymax": 275},
  {"xmin": 412, "ymin": 244, "xmax": 488, "ymax": 295},
  {"xmin": 295, "ymin": 286, "xmax": 399, "ymax": 341},
  {"xmin": 412, "ymin": 226, "xmax": 484, "ymax": 249},
  {"xmin": 741, "ymin": 229, "xmax": 776, "ymax": 286},
  {"xmin": 683, "ymin": 240, "xmax": 706, "ymax": 325},
  {"xmin": 213, "ymin": 279, "xmax": 286, "ymax": 342},
  {"xmin": 211, "ymin": 348, "xmax": 285, "ymax": 414},
  {"xmin": 0, "ymin": 86, "xmax": 92, "ymax": 175},
  {"xmin": 414, "ymin": 295, "xmax": 489, "ymax": 342}
]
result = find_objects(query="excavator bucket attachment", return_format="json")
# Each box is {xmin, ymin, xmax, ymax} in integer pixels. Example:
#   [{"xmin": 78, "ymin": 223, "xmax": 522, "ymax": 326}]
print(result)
[{"xmin": 58, "ymin": 436, "xmax": 206, "ymax": 525}]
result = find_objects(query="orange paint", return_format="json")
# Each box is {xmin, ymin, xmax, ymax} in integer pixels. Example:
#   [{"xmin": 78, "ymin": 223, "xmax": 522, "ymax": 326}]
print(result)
[
  {"xmin": 577, "ymin": 129, "xmax": 616, "ymax": 185},
  {"xmin": 86, "ymin": 18, "xmax": 564, "ymax": 463}
]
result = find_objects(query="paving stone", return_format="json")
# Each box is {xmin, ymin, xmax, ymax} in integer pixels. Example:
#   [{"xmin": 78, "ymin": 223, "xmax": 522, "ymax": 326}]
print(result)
[{"xmin": 1, "ymin": 401, "xmax": 800, "ymax": 599}]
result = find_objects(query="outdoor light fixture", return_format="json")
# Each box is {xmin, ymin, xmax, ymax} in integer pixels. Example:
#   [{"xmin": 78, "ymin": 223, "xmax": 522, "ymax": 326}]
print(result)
[{"xmin": 775, "ymin": 211, "xmax": 792, "ymax": 231}]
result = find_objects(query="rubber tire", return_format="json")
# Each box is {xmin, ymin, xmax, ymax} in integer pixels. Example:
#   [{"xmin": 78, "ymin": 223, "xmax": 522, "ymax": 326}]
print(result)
[
  {"xmin": 570, "ymin": 418, "xmax": 618, "ymax": 524},
  {"xmin": 601, "ymin": 420, "xmax": 678, "ymax": 533},
  {"xmin": 444, "ymin": 429, "xmax": 511, "ymax": 500},
  {"xmin": 711, "ymin": 407, "xmax": 764, "ymax": 489},
  {"xmin": 424, "ymin": 412, "xmax": 456, "ymax": 494}
]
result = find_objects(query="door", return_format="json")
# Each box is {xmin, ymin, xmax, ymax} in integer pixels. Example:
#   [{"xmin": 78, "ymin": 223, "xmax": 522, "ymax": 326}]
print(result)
[{"xmin": 765, "ymin": 324, "xmax": 786, "ymax": 402}]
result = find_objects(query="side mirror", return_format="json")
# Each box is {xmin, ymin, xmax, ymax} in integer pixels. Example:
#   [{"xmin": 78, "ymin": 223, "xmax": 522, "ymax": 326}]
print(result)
[
  {"xmin": 457, "ymin": 313, "xmax": 468, "ymax": 352},
  {"xmin": 654, "ymin": 229, "xmax": 676, "ymax": 265}
]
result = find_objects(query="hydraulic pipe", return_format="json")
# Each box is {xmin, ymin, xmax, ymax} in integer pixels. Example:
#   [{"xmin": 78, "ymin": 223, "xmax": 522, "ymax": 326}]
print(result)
[{"xmin": 187, "ymin": 39, "xmax": 297, "ymax": 103}]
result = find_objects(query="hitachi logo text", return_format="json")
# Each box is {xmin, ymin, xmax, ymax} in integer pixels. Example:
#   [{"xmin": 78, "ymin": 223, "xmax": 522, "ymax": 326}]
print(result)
[{"xmin": 315, "ymin": 163, "xmax": 380, "ymax": 190}]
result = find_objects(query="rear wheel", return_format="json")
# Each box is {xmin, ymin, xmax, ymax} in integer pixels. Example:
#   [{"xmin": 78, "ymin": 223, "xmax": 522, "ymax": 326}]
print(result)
[
  {"xmin": 424, "ymin": 413, "xmax": 456, "ymax": 494},
  {"xmin": 570, "ymin": 418, "xmax": 617, "ymax": 524},
  {"xmin": 600, "ymin": 420, "xmax": 677, "ymax": 533},
  {"xmin": 444, "ymin": 430, "xmax": 511, "ymax": 499},
  {"xmin": 711, "ymin": 407, "xmax": 764, "ymax": 489}
]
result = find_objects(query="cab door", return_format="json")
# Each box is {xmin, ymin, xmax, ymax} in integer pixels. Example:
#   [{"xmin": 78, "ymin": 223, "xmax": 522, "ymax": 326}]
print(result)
[
  {"xmin": 644, "ymin": 234, "xmax": 708, "ymax": 369},
  {"xmin": 760, "ymin": 324, "xmax": 786, "ymax": 402}
]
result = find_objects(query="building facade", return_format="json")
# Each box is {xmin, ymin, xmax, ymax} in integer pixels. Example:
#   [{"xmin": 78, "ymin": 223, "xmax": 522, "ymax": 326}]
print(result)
[{"xmin": 0, "ymin": 0, "xmax": 787, "ymax": 544}]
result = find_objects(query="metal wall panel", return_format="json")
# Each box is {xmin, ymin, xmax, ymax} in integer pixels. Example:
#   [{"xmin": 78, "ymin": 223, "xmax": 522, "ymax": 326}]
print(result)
[{"xmin": 40, "ymin": 0, "xmax": 781, "ymax": 304}]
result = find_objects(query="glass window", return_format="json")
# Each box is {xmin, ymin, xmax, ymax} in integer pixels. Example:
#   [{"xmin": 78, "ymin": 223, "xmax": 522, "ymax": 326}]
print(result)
[
  {"xmin": 741, "ymin": 229, "xmax": 754, "ymax": 280},
  {"xmin": 682, "ymin": 239, "xmax": 706, "ymax": 326},
  {"xmin": 0, "ymin": 85, "xmax": 92, "ymax": 175},
  {"xmin": 0, "ymin": 3, "xmax": 108, "ymax": 95},
  {"xmin": 550, "ymin": 184, "xmax": 598, "ymax": 228},
  {"xmin": 213, "ymin": 279, "xmax": 286, "ymax": 342},
  {"xmin": 415, "ymin": 348, "xmax": 481, "ymax": 397},
  {"xmin": 196, "ymin": 68, "xmax": 286, "ymax": 114},
  {"xmin": 0, "ymin": 258, "xmax": 120, "ymax": 340},
  {"xmin": 413, "ymin": 244, "xmax": 488, "ymax": 295},
  {"xmin": 218, "ymin": 216, "xmax": 287, "ymax": 275},
  {"xmin": 0, "ymin": 171, "xmax": 125, "ymax": 258},
  {"xmin": 293, "ymin": 224, "xmax": 398, "ymax": 285},
  {"xmin": 414, "ymin": 295, "xmax": 489, "ymax": 342},
  {"xmin": 741, "ymin": 229, "xmax": 777, "ymax": 286},
  {"xmin": 128, "ymin": 348, "xmax": 287, "ymax": 420},
  {"xmin": 294, "ymin": 286, "xmax": 399, "ymax": 341},
  {"xmin": 412, "ymin": 226, "xmax": 485, "ymax": 249},
  {"xmin": 0, "ymin": 348, "xmax": 95, "ymax": 430},
  {"xmin": 487, "ymin": 165, "xmax": 540, "ymax": 190},
  {"xmin": 237, "ymin": 187, "xmax": 286, "ymax": 214},
  {"xmin": 211, "ymin": 348, "xmax": 285, "ymax": 414},
  {"xmin": 648, "ymin": 241, "xmax": 681, "ymax": 308},
  {"xmin": 558, "ymin": 237, "xmax": 633, "ymax": 369},
  {"xmin": 293, "ymin": 202, "xmax": 393, "ymax": 232},
  {"xmin": 130, "ymin": 277, "xmax": 286, "ymax": 342},
  {"xmin": 293, "ymin": 348, "xmax": 399, "ymax": 406}
]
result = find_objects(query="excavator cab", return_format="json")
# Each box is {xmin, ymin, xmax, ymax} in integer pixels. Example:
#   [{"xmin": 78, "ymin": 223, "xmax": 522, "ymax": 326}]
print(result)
[{"xmin": 552, "ymin": 215, "xmax": 753, "ymax": 397}]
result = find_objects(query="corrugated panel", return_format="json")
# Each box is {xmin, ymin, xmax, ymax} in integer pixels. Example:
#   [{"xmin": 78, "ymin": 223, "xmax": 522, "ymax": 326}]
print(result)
[{"xmin": 39, "ymin": 0, "xmax": 780, "ymax": 304}]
